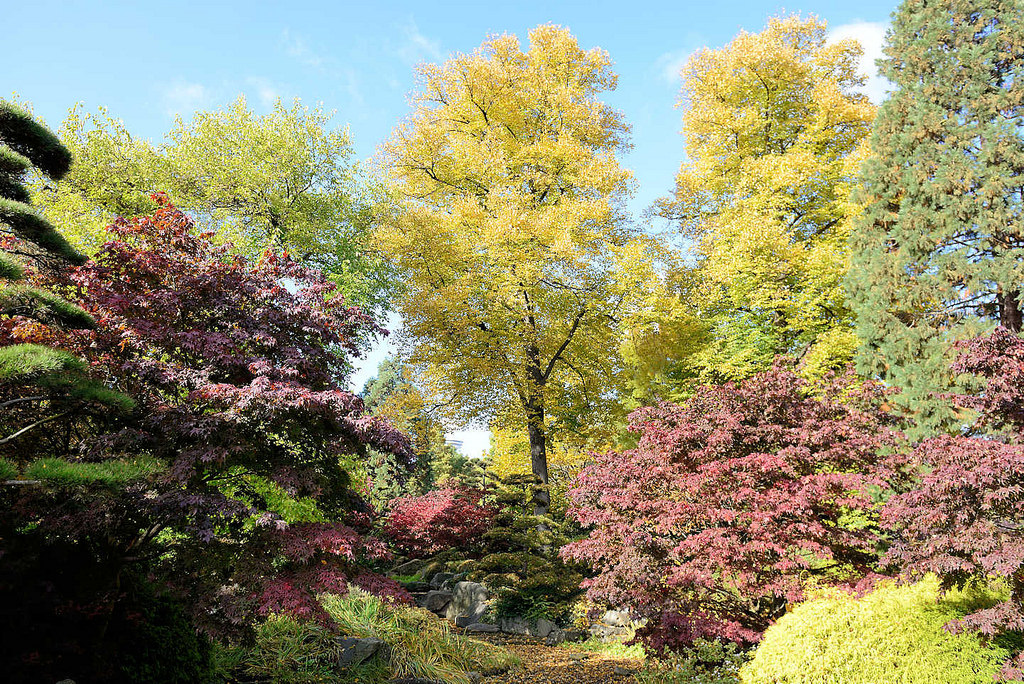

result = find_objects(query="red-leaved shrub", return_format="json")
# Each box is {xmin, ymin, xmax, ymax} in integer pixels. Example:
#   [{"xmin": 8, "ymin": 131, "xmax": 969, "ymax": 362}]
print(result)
[
  {"xmin": 383, "ymin": 486, "xmax": 495, "ymax": 558},
  {"xmin": 562, "ymin": 366, "xmax": 904, "ymax": 653}
]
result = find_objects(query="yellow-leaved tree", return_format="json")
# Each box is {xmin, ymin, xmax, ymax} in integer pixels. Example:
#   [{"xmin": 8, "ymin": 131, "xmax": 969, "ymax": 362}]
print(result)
[
  {"xmin": 656, "ymin": 15, "xmax": 876, "ymax": 383},
  {"xmin": 376, "ymin": 24, "xmax": 655, "ymax": 516}
]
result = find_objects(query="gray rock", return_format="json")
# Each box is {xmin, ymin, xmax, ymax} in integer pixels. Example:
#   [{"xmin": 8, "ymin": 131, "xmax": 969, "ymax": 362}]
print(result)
[
  {"xmin": 613, "ymin": 665, "xmax": 635, "ymax": 676},
  {"xmin": 56, "ymin": 680, "xmax": 77, "ymax": 684},
  {"xmin": 499, "ymin": 616, "xmax": 532, "ymax": 635},
  {"xmin": 468, "ymin": 672, "xmax": 483, "ymax": 684},
  {"xmin": 417, "ymin": 590, "xmax": 453, "ymax": 613},
  {"xmin": 430, "ymin": 572, "xmax": 455, "ymax": 589},
  {"xmin": 545, "ymin": 627, "xmax": 567, "ymax": 646},
  {"xmin": 534, "ymin": 617, "xmax": 555, "ymax": 638},
  {"xmin": 454, "ymin": 615, "xmax": 477, "ymax": 628},
  {"xmin": 336, "ymin": 636, "xmax": 384, "ymax": 667},
  {"xmin": 564, "ymin": 628, "xmax": 588, "ymax": 643},
  {"xmin": 602, "ymin": 609, "xmax": 631, "ymax": 627},
  {"xmin": 401, "ymin": 581, "xmax": 430, "ymax": 592},
  {"xmin": 465, "ymin": 622, "xmax": 499, "ymax": 632},
  {"xmin": 444, "ymin": 581, "xmax": 489, "ymax": 622},
  {"xmin": 567, "ymin": 652, "xmax": 589, "ymax": 662},
  {"xmin": 392, "ymin": 558, "xmax": 425, "ymax": 576}
]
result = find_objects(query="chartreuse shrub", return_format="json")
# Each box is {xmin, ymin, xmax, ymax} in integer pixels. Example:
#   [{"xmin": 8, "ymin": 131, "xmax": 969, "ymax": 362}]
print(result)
[
  {"xmin": 740, "ymin": 577, "xmax": 1023, "ymax": 684},
  {"xmin": 320, "ymin": 588, "xmax": 520, "ymax": 684}
]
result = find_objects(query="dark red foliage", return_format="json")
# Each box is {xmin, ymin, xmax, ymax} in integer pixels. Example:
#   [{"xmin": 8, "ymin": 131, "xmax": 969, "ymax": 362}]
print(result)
[
  {"xmin": 883, "ymin": 328, "xmax": 1024, "ymax": 680},
  {"xmin": 562, "ymin": 366, "xmax": 904, "ymax": 653},
  {"xmin": 382, "ymin": 486, "xmax": 495, "ymax": 558},
  {"xmin": 1, "ymin": 196, "xmax": 412, "ymax": 651}
]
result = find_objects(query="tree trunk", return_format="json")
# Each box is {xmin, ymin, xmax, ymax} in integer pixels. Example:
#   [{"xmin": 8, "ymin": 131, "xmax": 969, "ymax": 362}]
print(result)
[
  {"xmin": 526, "ymin": 397, "xmax": 550, "ymax": 518},
  {"xmin": 1000, "ymin": 287, "xmax": 1023, "ymax": 333}
]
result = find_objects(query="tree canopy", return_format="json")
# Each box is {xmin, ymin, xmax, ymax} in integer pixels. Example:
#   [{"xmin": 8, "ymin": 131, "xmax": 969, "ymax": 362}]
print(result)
[{"xmin": 376, "ymin": 24, "xmax": 660, "ymax": 515}]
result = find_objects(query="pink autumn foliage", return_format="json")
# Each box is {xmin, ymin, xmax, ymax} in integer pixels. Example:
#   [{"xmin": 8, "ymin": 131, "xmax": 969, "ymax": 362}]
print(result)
[
  {"xmin": 562, "ymin": 366, "xmax": 904, "ymax": 653},
  {"xmin": 882, "ymin": 328, "xmax": 1024, "ymax": 680},
  {"xmin": 383, "ymin": 486, "xmax": 495, "ymax": 558}
]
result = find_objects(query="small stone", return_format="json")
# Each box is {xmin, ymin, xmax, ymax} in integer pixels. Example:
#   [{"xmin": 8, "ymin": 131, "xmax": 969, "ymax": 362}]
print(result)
[
  {"xmin": 545, "ymin": 627, "xmax": 567, "ymax": 646},
  {"xmin": 567, "ymin": 652, "xmax": 589, "ymax": 661},
  {"xmin": 602, "ymin": 609, "xmax": 631, "ymax": 627},
  {"xmin": 468, "ymin": 672, "xmax": 483, "ymax": 683},
  {"xmin": 336, "ymin": 636, "xmax": 384, "ymax": 667},
  {"xmin": 534, "ymin": 617, "xmax": 554, "ymax": 638},
  {"xmin": 613, "ymin": 665, "xmax": 635, "ymax": 676},
  {"xmin": 465, "ymin": 622, "xmax": 500, "ymax": 632}
]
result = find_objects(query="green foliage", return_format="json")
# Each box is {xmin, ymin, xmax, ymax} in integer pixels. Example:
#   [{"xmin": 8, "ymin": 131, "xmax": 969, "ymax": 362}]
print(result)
[
  {"xmin": 570, "ymin": 636, "xmax": 647, "ymax": 660},
  {"xmin": 320, "ymin": 589, "xmax": 520, "ymax": 684},
  {"xmin": 635, "ymin": 640, "xmax": 744, "ymax": 684},
  {"xmin": 0, "ymin": 283, "xmax": 93, "ymax": 328},
  {"xmin": 0, "ymin": 253, "xmax": 24, "ymax": 280},
  {"xmin": 0, "ymin": 342, "xmax": 84, "ymax": 380},
  {"xmin": 0, "ymin": 458, "xmax": 17, "ymax": 480},
  {"xmin": 846, "ymin": 0, "xmax": 1024, "ymax": 435},
  {"xmin": 22, "ymin": 456, "xmax": 162, "ymax": 486},
  {"xmin": 33, "ymin": 98, "xmax": 391, "ymax": 315},
  {"xmin": 0, "ymin": 100, "xmax": 72, "ymax": 179},
  {"xmin": 740, "ymin": 577, "xmax": 1022, "ymax": 684},
  {"xmin": 240, "ymin": 614, "xmax": 339, "ymax": 684},
  {"xmin": 470, "ymin": 474, "xmax": 585, "ymax": 624}
]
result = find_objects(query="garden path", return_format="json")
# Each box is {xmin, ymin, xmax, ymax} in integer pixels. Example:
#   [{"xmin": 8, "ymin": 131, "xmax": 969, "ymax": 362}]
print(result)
[{"xmin": 470, "ymin": 633, "xmax": 643, "ymax": 684}]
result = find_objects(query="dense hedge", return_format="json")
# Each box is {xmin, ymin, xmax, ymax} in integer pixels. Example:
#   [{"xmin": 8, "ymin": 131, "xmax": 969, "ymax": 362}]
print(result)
[{"xmin": 741, "ymin": 577, "xmax": 1022, "ymax": 684}]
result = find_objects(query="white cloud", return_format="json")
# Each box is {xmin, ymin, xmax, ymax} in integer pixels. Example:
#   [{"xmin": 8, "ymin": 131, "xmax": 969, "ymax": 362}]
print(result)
[
  {"xmin": 163, "ymin": 80, "xmax": 211, "ymax": 117},
  {"xmin": 396, "ymin": 18, "xmax": 443, "ymax": 66},
  {"xmin": 828, "ymin": 20, "xmax": 891, "ymax": 104},
  {"xmin": 654, "ymin": 48, "xmax": 694, "ymax": 85},
  {"xmin": 281, "ymin": 28, "xmax": 325, "ymax": 69},
  {"xmin": 245, "ymin": 77, "xmax": 282, "ymax": 109}
]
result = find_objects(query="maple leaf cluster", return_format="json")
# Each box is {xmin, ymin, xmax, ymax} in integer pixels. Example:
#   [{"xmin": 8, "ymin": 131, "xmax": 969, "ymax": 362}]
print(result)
[
  {"xmin": 562, "ymin": 366, "xmax": 905, "ymax": 653},
  {"xmin": 882, "ymin": 328, "xmax": 1024, "ymax": 680},
  {"xmin": 382, "ymin": 485, "xmax": 496, "ymax": 559},
  {"xmin": 1, "ymin": 196, "xmax": 412, "ymax": 645}
]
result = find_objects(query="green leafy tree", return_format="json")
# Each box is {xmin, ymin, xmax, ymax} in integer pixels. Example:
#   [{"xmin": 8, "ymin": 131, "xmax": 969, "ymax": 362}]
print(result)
[
  {"xmin": 33, "ymin": 97, "xmax": 391, "ymax": 315},
  {"xmin": 847, "ymin": 0, "xmax": 1024, "ymax": 433}
]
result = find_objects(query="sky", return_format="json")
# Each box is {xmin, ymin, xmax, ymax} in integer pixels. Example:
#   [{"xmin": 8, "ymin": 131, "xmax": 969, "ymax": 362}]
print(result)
[{"xmin": 3, "ymin": 0, "xmax": 900, "ymax": 457}]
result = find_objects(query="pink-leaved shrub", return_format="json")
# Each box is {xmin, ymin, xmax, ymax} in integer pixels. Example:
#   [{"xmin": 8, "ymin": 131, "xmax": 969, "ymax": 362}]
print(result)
[{"xmin": 562, "ymin": 366, "xmax": 905, "ymax": 653}]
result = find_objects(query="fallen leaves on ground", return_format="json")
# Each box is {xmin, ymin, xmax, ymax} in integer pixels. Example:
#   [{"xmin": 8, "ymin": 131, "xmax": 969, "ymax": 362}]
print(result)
[{"xmin": 471, "ymin": 633, "xmax": 643, "ymax": 684}]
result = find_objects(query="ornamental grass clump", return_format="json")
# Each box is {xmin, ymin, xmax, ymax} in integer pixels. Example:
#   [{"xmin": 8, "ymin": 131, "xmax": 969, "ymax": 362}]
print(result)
[{"xmin": 320, "ymin": 588, "xmax": 520, "ymax": 684}]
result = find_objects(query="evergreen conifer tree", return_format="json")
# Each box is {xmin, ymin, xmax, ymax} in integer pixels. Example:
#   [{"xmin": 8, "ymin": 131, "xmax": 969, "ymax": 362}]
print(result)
[
  {"xmin": 847, "ymin": 1, "xmax": 1024, "ymax": 433},
  {"xmin": 0, "ymin": 101, "xmax": 95, "ymax": 383}
]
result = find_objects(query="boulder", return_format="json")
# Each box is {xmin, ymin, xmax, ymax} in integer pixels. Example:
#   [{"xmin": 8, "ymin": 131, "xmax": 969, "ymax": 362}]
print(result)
[
  {"xmin": 545, "ymin": 628, "xmax": 567, "ymax": 646},
  {"xmin": 417, "ymin": 590, "xmax": 453, "ymax": 613},
  {"xmin": 336, "ymin": 636, "xmax": 384, "ymax": 667},
  {"xmin": 465, "ymin": 622, "xmax": 500, "ymax": 633},
  {"xmin": 454, "ymin": 615, "xmax": 477, "ymax": 628},
  {"xmin": 392, "ymin": 558, "xmax": 425, "ymax": 576},
  {"xmin": 535, "ymin": 617, "xmax": 555, "ymax": 638},
  {"xmin": 564, "ymin": 628, "xmax": 588, "ymax": 643},
  {"xmin": 430, "ymin": 572, "xmax": 455, "ymax": 589},
  {"xmin": 444, "ymin": 581, "xmax": 489, "ymax": 622},
  {"xmin": 499, "ymin": 616, "xmax": 532, "ymax": 635},
  {"xmin": 602, "ymin": 609, "xmax": 631, "ymax": 627}
]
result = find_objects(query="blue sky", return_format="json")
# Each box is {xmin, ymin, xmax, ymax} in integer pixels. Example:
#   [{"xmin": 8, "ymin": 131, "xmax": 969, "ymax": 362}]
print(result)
[{"xmin": 4, "ymin": 0, "xmax": 900, "ymax": 456}]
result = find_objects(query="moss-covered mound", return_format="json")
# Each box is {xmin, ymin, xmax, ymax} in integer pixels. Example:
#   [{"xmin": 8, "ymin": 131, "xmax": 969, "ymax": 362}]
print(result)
[{"xmin": 741, "ymin": 577, "xmax": 1022, "ymax": 684}]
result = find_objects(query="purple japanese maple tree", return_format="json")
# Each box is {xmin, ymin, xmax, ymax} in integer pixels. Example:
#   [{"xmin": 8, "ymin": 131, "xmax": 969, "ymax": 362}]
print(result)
[
  {"xmin": 883, "ymin": 327, "xmax": 1024, "ymax": 680},
  {"xmin": 562, "ymin": 366, "xmax": 905, "ymax": 653},
  {"xmin": 1, "ymin": 195, "xmax": 412, "ymax": 647}
]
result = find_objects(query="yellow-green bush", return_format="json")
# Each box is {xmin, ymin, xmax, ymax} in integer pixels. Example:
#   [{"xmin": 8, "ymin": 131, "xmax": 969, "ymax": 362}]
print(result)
[{"xmin": 741, "ymin": 577, "xmax": 1022, "ymax": 684}]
